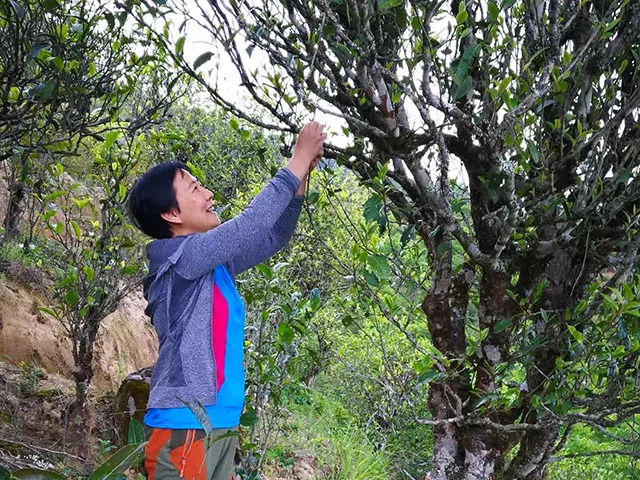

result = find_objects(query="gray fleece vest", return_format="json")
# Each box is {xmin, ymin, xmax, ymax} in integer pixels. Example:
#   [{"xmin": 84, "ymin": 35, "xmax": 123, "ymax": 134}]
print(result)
[{"xmin": 143, "ymin": 168, "xmax": 302, "ymax": 410}]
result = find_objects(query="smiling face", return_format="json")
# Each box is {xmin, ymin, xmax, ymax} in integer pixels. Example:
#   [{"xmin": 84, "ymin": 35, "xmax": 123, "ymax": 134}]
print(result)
[{"xmin": 160, "ymin": 169, "xmax": 220, "ymax": 236}]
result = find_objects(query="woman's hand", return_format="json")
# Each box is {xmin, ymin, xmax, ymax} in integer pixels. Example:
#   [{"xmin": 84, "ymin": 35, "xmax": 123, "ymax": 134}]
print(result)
[
  {"xmin": 287, "ymin": 122, "xmax": 326, "ymax": 181},
  {"xmin": 295, "ymin": 153, "xmax": 323, "ymax": 197}
]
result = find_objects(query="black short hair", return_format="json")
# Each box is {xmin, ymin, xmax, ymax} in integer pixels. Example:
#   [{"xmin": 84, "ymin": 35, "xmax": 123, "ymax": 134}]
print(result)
[{"xmin": 128, "ymin": 162, "xmax": 191, "ymax": 239}]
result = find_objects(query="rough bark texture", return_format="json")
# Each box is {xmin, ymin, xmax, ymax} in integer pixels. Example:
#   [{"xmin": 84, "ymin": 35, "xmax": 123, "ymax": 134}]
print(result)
[{"xmin": 3, "ymin": 178, "xmax": 25, "ymax": 243}]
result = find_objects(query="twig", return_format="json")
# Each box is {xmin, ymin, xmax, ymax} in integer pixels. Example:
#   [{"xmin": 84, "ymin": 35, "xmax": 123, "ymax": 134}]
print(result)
[
  {"xmin": 551, "ymin": 449, "xmax": 640, "ymax": 461},
  {"xmin": 0, "ymin": 436, "xmax": 88, "ymax": 464}
]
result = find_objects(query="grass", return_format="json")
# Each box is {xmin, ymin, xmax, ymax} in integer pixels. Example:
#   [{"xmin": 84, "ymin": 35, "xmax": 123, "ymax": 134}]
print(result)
[
  {"xmin": 0, "ymin": 236, "xmax": 60, "ymax": 270},
  {"xmin": 265, "ymin": 381, "xmax": 391, "ymax": 480},
  {"xmin": 275, "ymin": 378, "xmax": 639, "ymax": 480},
  {"xmin": 548, "ymin": 423, "xmax": 640, "ymax": 480}
]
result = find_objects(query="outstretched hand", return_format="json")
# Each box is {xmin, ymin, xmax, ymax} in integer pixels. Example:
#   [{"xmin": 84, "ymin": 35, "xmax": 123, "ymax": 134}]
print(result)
[{"xmin": 287, "ymin": 122, "xmax": 326, "ymax": 181}]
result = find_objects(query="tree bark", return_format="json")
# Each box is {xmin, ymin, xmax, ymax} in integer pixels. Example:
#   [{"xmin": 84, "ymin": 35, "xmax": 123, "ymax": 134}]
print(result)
[
  {"xmin": 3, "ymin": 178, "xmax": 25, "ymax": 243},
  {"xmin": 423, "ymin": 246, "xmax": 472, "ymax": 479},
  {"xmin": 70, "ymin": 319, "xmax": 100, "ymax": 455}
]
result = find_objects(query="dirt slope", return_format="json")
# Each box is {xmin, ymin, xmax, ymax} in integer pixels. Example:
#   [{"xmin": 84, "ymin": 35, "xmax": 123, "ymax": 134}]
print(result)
[{"xmin": 0, "ymin": 278, "xmax": 158, "ymax": 392}]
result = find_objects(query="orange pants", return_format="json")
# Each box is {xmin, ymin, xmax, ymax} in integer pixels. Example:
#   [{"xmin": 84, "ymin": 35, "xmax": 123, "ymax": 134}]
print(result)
[{"xmin": 145, "ymin": 427, "xmax": 237, "ymax": 480}]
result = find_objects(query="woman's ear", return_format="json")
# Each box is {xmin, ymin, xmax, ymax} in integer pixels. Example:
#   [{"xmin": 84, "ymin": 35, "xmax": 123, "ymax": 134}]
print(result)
[{"xmin": 160, "ymin": 209, "xmax": 182, "ymax": 225}]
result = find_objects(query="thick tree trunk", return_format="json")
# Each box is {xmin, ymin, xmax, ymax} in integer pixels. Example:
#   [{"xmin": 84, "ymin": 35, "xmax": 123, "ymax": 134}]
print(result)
[
  {"xmin": 69, "ymin": 320, "xmax": 100, "ymax": 455},
  {"xmin": 74, "ymin": 364, "xmax": 92, "ymax": 413},
  {"xmin": 423, "ymin": 257, "xmax": 473, "ymax": 479},
  {"xmin": 508, "ymin": 428, "xmax": 558, "ymax": 480},
  {"xmin": 2, "ymin": 178, "xmax": 25, "ymax": 243},
  {"xmin": 461, "ymin": 428, "xmax": 506, "ymax": 480},
  {"xmin": 70, "ymin": 356, "xmax": 95, "ymax": 456},
  {"xmin": 424, "ymin": 251, "xmax": 526, "ymax": 478},
  {"xmin": 428, "ymin": 383, "xmax": 465, "ymax": 479},
  {"xmin": 427, "ymin": 383, "xmax": 516, "ymax": 480}
]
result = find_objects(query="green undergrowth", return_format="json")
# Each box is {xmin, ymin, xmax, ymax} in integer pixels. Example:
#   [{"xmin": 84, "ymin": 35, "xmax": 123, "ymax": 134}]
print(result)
[
  {"xmin": 549, "ymin": 423, "xmax": 639, "ymax": 480},
  {"xmin": 266, "ymin": 379, "xmax": 391, "ymax": 480}
]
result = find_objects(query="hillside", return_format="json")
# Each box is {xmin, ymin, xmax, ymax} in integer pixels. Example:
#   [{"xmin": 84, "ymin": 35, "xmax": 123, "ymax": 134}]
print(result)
[{"xmin": 0, "ymin": 276, "xmax": 157, "ymax": 392}]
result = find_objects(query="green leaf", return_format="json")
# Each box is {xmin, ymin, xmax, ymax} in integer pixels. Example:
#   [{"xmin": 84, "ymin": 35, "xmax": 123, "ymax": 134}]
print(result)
[
  {"xmin": 278, "ymin": 322, "xmax": 294, "ymax": 344},
  {"xmin": 42, "ymin": 0, "xmax": 60, "ymax": 10},
  {"xmin": 488, "ymin": 1, "xmax": 499, "ymax": 22},
  {"xmin": 506, "ymin": 289, "xmax": 518, "ymax": 302},
  {"xmin": 175, "ymin": 36, "xmax": 186, "ymax": 56},
  {"xmin": 604, "ymin": 17, "xmax": 621, "ymax": 33},
  {"xmin": 307, "ymin": 191, "xmax": 319, "ymax": 204},
  {"xmin": 497, "ymin": 75, "xmax": 511, "ymax": 94},
  {"xmin": 8, "ymin": 86, "xmax": 19, "ymax": 102},
  {"xmin": 418, "ymin": 369, "xmax": 440, "ymax": 383},
  {"xmin": 528, "ymin": 140, "xmax": 539, "ymax": 163},
  {"xmin": 363, "ymin": 195, "xmax": 382, "ymax": 223},
  {"xmin": 330, "ymin": 43, "xmax": 352, "ymax": 65},
  {"xmin": 341, "ymin": 314, "xmax": 355, "ymax": 328},
  {"xmin": 494, "ymin": 318, "xmax": 512, "ymax": 333},
  {"xmin": 87, "ymin": 443, "xmax": 146, "ymax": 480},
  {"xmin": 31, "ymin": 79, "xmax": 57, "ymax": 102},
  {"xmin": 37, "ymin": 307, "xmax": 57, "ymax": 318},
  {"xmin": 455, "ymin": 44, "xmax": 479, "ymax": 80},
  {"xmin": 164, "ymin": 133, "xmax": 185, "ymax": 141},
  {"xmin": 193, "ymin": 51, "xmax": 213, "ymax": 70},
  {"xmin": 71, "ymin": 220, "xmax": 82, "ymax": 239},
  {"xmin": 619, "ymin": 59, "xmax": 629, "ymax": 75},
  {"xmin": 54, "ymin": 222, "xmax": 64, "ymax": 235},
  {"xmin": 453, "ymin": 76, "xmax": 473, "ymax": 100},
  {"xmin": 83, "ymin": 266, "xmax": 95, "ymax": 281},
  {"xmin": 128, "ymin": 418, "xmax": 145, "ymax": 444},
  {"xmin": 43, "ymin": 190, "xmax": 66, "ymax": 202},
  {"xmin": 65, "ymin": 290, "xmax": 79, "ymax": 306},
  {"xmin": 568, "ymin": 325, "xmax": 584, "ymax": 343},
  {"xmin": 104, "ymin": 131, "xmax": 120, "ymax": 150},
  {"xmin": 255, "ymin": 263, "xmax": 273, "ymax": 280},
  {"xmin": 364, "ymin": 272, "xmax": 379, "ymax": 287},
  {"xmin": 240, "ymin": 407, "xmax": 258, "ymax": 427},
  {"xmin": 180, "ymin": 398, "xmax": 213, "ymax": 435},
  {"xmin": 72, "ymin": 197, "xmax": 90, "ymax": 209},
  {"xmin": 229, "ymin": 118, "xmax": 240, "ymax": 131},
  {"xmin": 367, "ymin": 255, "xmax": 391, "ymax": 280},
  {"xmin": 456, "ymin": 10, "xmax": 468, "ymax": 24},
  {"xmin": 48, "ymin": 56, "xmax": 63, "ymax": 71},
  {"xmin": 120, "ymin": 265, "xmax": 138, "ymax": 275},
  {"xmin": 11, "ymin": 468, "xmax": 66, "ymax": 480}
]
